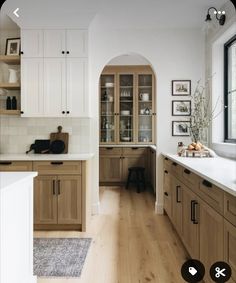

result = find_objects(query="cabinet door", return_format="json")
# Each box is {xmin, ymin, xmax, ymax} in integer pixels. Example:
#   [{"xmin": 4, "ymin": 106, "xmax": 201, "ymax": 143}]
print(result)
[
  {"xmin": 34, "ymin": 176, "xmax": 57, "ymax": 224},
  {"xmin": 99, "ymin": 156, "xmax": 123, "ymax": 182},
  {"xmin": 21, "ymin": 30, "xmax": 43, "ymax": 57},
  {"xmin": 172, "ymin": 177, "xmax": 182, "ymax": 235},
  {"xmin": 44, "ymin": 58, "xmax": 66, "ymax": 117},
  {"xmin": 21, "ymin": 58, "xmax": 44, "ymax": 116},
  {"xmin": 182, "ymin": 187, "xmax": 199, "ymax": 259},
  {"xmin": 66, "ymin": 58, "xmax": 88, "ymax": 117},
  {"xmin": 122, "ymin": 155, "xmax": 147, "ymax": 182},
  {"xmin": 163, "ymin": 170, "xmax": 172, "ymax": 218},
  {"xmin": 200, "ymin": 200, "xmax": 224, "ymax": 283},
  {"xmin": 44, "ymin": 30, "xmax": 66, "ymax": 58},
  {"xmin": 150, "ymin": 149, "xmax": 156, "ymax": 192},
  {"xmin": 57, "ymin": 175, "xmax": 82, "ymax": 224},
  {"xmin": 66, "ymin": 30, "xmax": 88, "ymax": 57}
]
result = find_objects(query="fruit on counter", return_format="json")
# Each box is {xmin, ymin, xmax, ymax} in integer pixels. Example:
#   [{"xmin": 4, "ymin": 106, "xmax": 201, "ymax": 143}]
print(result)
[{"xmin": 187, "ymin": 142, "xmax": 204, "ymax": 151}]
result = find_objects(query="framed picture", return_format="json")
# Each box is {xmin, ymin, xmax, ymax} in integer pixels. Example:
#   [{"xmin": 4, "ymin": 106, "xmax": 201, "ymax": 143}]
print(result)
[
  {"xmin": 5, "ymin": 38, "xmax": 20, "ymax": 56},
  {"xmin": 172, "ymin": 121, "xmax": 190, "ymax": 136},
  {"xmin": 172, "ymin": 80, "xmax": 191, "ymax": 96},
  {"xmin": 172, "ymin": 100, "xmax": 191, "ymax": 116}
]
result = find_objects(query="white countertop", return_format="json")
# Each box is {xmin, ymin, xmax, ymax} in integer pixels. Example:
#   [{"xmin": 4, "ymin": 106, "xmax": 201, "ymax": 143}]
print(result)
[
  {"xmin": 0, "ymin": 153, "xmax": 94, "ymax": 161},
  {"xmin": 0, "ymin": 172, "xmax": 38, "ymax": 191},
  {"xmin": 163, "ymin": 154, "xmax": 236, "ymax": 197}
]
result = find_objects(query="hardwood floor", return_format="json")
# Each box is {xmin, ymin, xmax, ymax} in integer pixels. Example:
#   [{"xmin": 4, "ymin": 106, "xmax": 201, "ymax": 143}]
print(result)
[{"xmin": 35, "ymin": 186, "xmax": 188, "ymax": 283}]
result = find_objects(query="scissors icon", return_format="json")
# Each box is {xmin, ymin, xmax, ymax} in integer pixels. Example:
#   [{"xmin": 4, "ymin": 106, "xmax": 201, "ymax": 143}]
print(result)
[{"xmin": 215, "ymin": 267, "xmax": 226, "ymax": 278}]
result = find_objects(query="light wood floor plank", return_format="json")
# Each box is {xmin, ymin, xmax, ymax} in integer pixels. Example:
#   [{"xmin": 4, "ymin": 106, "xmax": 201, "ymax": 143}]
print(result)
[{"xmin": 35, "ymin": 186, "xmax": 188, "ymax": 283}]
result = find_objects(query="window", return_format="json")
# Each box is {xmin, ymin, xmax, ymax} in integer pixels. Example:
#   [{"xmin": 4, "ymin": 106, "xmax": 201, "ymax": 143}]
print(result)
[{"xmin": 224, "ymin": 34, "xmax": 236, "ymax": 143}]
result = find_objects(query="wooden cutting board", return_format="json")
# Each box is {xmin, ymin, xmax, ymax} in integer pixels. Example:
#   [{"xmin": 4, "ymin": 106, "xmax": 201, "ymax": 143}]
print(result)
[{"xmin": 50, "ymin": 126, "xmax": 69, "ymax": 153}]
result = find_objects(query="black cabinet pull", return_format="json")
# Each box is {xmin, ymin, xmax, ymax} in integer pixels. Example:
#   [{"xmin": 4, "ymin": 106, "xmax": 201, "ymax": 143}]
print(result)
[
  {"xmin": 193, "ymin": 201, "xmax": 198, "ymax": 224},
  {"xmin": 20, "ymin": 51, "xmax": 24, "ymax": 55},
  {"xmin": 106, "ymin": 147, "xmax": 113, "ymax": 150},
  {"xmin": 20, "ymin": 111, "xmax": 24, "ymax": 114},
  {"xmin": 191, "ymin": 200, "xmax": 195, "ymax": 222},
  {"xmin": 51, "ymin": 162, "xmax": 63, "ymax": 165},
  {"xmin": 62, "ymin": 111, "xmax": 65, "ymax": 114},
  {"xmin": 66, "ymin": 51, "xmax": 70, "ymax": 54},
  {"xmin": 202, "ymin": 179, "xmax": 212, "ymax": 188},
  {"xmin": 66, "ymin": 111, "xmax": 70, "ymax": 114},
  {"xmin": 165, "ymin": 157, "xmax": 168, "ymax": 160},
  {"xmin": 0, "ymin": 161, "xmax": 12, "ymax": 165},
  {"xmin": 164, "ymin": 192, "xmax": 168, "ymax": 196},
  {"xmin": 164, "ymin": 170, "xmax": 168, "ymax": 174},
  {"xmin": 131, "ymin": 147, "xmax": 138, "ymax": 150},
  {"xmin": 52, "ymin": 180, "xmax": 56, "ymax": 195},
  {"xmin": 184, "ymin": 169, "xmax": 191, "ymax": 175},
  {"xmin": 62, "ymin": 51, "xmax": 65, "ymax": 54},
  {"xmin": 58, "ymin": 180, "xmax": 61, "ymax": 195},
  {"xmin": 172, "ymin": 162, "xmax": 177, "ymax": 166},
  {"xmin": 176, "ymin": 185, "xmax": 181, "ymax": 203}
]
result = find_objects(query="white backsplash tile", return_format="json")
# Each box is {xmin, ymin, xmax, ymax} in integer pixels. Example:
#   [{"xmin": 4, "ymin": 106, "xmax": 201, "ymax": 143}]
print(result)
[{"xmin": 0, "ymin": 117, "xmax": 92, "ymax": 154}]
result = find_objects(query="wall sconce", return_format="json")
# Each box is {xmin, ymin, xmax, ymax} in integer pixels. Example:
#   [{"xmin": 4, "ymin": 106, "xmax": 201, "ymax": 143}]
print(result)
[{"xmin": 205, "ymin": 7, "xmax": 226, "ymax": 26}]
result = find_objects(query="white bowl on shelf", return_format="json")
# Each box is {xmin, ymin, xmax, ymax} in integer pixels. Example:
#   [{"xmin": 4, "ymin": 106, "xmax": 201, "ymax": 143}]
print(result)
[
  {"xmin": 121, "ymin": 137, "xmax": 131, "ymax": 142},
  {"xmin": 120, "ymin": 110, "xmax": 130, "ymax": 115},
  {"xmin": 105, "ymin": 82, "xmax": 114, "ymax": 87}
]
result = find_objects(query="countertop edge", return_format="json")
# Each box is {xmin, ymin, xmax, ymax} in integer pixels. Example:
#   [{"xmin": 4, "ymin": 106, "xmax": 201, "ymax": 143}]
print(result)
[
  {"xmin": 162, "ymin": 153, "xmax": 236, "ymax": 197},
  {"xmin": 0, "ymin": 172, "xmax": 38, "ymax": 191}
]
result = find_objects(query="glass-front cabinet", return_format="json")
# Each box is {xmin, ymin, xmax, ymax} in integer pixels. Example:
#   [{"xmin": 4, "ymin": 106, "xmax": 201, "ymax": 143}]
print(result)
[{"xmin": 100, "ymin": 66, "xmax": 155, "ymax": 145}]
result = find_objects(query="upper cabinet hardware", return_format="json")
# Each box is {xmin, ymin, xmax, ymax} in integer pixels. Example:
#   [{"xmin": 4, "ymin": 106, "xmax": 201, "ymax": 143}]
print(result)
[
  {"xmin": 20, "ymin": 51, "xmax": 24, "ymax": 55},
  {"xmin": 176, "ymin": 185, "xmax": 181, "ymax": 203},
  {"xmin": 62, "ymin": 51, "xmax": 65, "ymax": 54},
  {"xmin": 66, "ymin": 111, "xmax": 70, "ymax": 114},
  {"xmin": 66, "ymin": 51, "xmax": 70, "ymax": 54},
  {"xmin": 51, "ymin": 161, "xmax": 63, "ymax": 165},
  {"xmin": 0, "ymin": 161, "xmax": 12, "ymax": 165},
  {"xmin": 21, "ymin": 111, "xmax": 24, "ymax": 114},
  {"xmin": 184, "ymin": 169, "xmax": 191, "ymax": 175},
  {"xmin": 202, "ymin": 179, "xmax": 212, "ymax": 188},
  {"xmin": 164, "ymin": 192, "xmax": 168, "ymax": 196},
  {"xmin": 164, "ymin": 170, "xmax": 168, "ymax": 174},
  {"xmin": 62, "ymin": 111, "xmax": 65, "ymax": 114}
]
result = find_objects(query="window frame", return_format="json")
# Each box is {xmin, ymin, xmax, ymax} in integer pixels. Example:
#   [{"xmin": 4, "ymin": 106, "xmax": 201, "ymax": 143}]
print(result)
[{"xmin": 224, "ymin": 34, "xmax": 236, "ymax": 143}]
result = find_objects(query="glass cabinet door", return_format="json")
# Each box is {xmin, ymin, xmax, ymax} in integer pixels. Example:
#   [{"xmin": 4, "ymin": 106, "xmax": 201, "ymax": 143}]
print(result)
[
  {"xmin": 137, "ymin": 74, "xmax": 153, "ymax": 143},
  {"xmin": 119, "ymin": 74, "xmax": 134, "ymax": 143},
  {"xmin": 100, "ymin": 74, "xmax": 116, "ymax": 143}
]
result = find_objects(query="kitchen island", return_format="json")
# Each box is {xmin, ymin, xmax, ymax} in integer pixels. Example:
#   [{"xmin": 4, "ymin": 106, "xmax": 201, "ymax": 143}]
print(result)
[{"xmin": 0, "ymin": 172, "xmax": 37, "ymax": 283}]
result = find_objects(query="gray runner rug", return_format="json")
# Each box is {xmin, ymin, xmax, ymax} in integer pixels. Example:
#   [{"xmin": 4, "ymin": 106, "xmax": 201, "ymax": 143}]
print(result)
[{"xmin": 34, "ymin": 238, "xmax": 92, "ymax": 277}]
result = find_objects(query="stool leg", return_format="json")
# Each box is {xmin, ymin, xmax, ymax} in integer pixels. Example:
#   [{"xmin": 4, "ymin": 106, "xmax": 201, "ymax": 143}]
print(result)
[
  {"xmin": 136, "ymin": 170, "xmax": 141, "ymax": 193},
  {"xmin": 126, "ymin": 170, "xmax": 132, "ymax": 190}
]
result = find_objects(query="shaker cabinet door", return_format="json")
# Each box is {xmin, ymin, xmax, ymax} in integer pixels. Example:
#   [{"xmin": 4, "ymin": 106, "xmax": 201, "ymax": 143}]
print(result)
[
  {"xmin": 21, "ymin": 58, "xmax": 44, "ymax": 116},
  {"xmin": 66, "ymin": 30, "xmax": 88, "ymax": 57},
  {"xmin": 66, "ymin": 58, "xmax": 88, "ymax": 117},
  {"xmin": 44, "ymin": 30, "xmax": 66, "ymax": 58},
  {"xmin": 21, "ymin": 29, "xmax": 43, "ymax": 57},
  {"xmin": 44, "ymin": 58, "xmax": 66, "ymax": 117}
]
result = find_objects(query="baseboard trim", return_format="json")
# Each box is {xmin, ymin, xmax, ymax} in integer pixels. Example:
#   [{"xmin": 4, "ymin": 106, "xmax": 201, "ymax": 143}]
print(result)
[
  {"xmin": 92, "ymin": 201, "xmax": 100, "ymax": 215},
  {"xmin": 155, "ymin": 202, "xmax": 163, "ymax": 214}
]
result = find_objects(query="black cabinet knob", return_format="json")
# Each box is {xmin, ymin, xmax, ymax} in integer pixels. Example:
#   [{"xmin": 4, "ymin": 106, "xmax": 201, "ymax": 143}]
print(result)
[
  {"xmin": 20, "ymin": 111, "xmax": 24, "ymax": 114},
  {"xmin": 62, "ymin": 111, "xmax": 65, "ymax": 114},
  {"xmin": 66, "ymin": 51, "xmax": 70, "ymax": 54},
  {"xmin": 66, "ymin": 111, "xmax": 70, "ymax": 114},
  {"xmin": 20, "ymin": 51, "xmax": 24, "ymax": 55},
  {"xmin": 62, "ymin": 51, "xmax": 65, "ymax": 54}
]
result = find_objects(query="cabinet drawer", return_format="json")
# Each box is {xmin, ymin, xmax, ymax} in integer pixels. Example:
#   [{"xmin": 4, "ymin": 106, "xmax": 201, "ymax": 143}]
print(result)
[
  {"xmin": 123, "ymin": 147, "xmax": 146, "ymax": 156},
  {"xmin": 171, "ymin": 161, "xmax": 182, "ymax": 178},
  {"xmin": 224, "ymin": 193, "xmax": 236, "ymax": 227},
  {"xmin": 182, "ymin": 167, "xmax": 199, "ymax": 190},
  {"xmin": 0, "ymin": 161, "xmax": 32, "ymax": 171},
  {"xmin": 199, "ymin": 179, "xmax": 224, "ymax": 214},
  {"xmin": 33, "ymin": 161, "xmax": 81, "ymax": 175},
  {"xmin": 99, "ymin": 147, "xmax": 122, "ymax": 156}
]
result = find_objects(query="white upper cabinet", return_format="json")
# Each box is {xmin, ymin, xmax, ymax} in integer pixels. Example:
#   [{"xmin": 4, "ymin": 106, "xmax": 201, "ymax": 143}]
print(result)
[
  {"xmin": 21, "ymin": 58, "xmax": 44, "ymax": 116},
  {"xmin": 44, "ymin": 58, "xmax": 66, "ymax": 117},
  {"xmin": 66, "ymin": 30, "xmax": 88, "ymax": 57},
  {"xmin": 21, "ymin": 30, "xmax": 43, "ymax": 57},
  {"xmin": 44, "ymin": 30, "xmax": 66, "ymax": 58},
  {"xmin": 66, "ymin": 58, "xmax": 88, "ymax": 117}
]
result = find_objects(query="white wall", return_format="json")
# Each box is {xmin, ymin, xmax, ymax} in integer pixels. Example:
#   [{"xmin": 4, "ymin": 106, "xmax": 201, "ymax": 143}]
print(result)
[{"xmin": 89, "ymin": 25, "xmax": 204, "ymax": 213}]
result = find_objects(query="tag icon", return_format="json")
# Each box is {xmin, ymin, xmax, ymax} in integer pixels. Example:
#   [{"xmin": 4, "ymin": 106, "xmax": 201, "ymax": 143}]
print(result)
[{"xmin": 189, "ymin": 267, "xmax": 198, "ymax": 276}]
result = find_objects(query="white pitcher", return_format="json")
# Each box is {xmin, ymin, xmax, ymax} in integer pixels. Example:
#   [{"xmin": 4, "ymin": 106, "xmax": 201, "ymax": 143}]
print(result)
[
  {"xmin": 140, "ymin": 93, "xmax": 149, "ymax": 101},
  {"xmin": 8, "ymin": 69, "xmax": 19, "ymax": 83}
]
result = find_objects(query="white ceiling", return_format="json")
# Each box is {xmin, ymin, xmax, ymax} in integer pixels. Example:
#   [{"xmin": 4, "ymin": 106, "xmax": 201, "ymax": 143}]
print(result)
[{"xmin": 0, "ymin": 0, "xmax": 230, "ymax": 29}]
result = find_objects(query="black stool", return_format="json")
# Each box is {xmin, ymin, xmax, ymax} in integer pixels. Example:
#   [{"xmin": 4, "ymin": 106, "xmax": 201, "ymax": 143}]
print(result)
[{"xmin": 126, "ymin": 167, "xmax": 146, "ymax": 193}]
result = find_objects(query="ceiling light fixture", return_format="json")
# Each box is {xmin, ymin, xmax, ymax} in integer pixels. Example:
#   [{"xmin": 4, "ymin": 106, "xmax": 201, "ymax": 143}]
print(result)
[{"xmin": 205, "ymin": 7, "xmax": 226, "ymax": 26}]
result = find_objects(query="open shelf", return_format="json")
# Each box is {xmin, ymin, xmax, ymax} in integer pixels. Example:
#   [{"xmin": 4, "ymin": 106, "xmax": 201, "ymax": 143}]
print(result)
[
  {"xmin": 0, "ymin": 109, "xmax": 21, "ymax": 115},
  {"xmin": 0, "ymin": 83, "xmax": 21, "ymax": 90},
  {"xmin": 0, "ymin": 55, "xmax": 20, "ymax": 65}
]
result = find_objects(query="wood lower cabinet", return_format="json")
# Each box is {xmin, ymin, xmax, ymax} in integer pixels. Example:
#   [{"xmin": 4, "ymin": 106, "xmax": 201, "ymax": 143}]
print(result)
[
  {"xmin": 57, "ymin": 175, "xmax": 82, "ymax": 224},
  {"xmin": 224, "ymin": 220, "xmax": 236, "ymax": 282},
  {"xmin": 171, "ymin": 176, "xmax": 182, "ymax": 235},
  {"xmin": 163, "ymin": 169, "xmax": 172, "ymax": 218},
  {"xmin": 0, "ymin": 161, "xmax": 32, "ymax": 171},
  {"xmin": 34, "ymin": 175, "xmax": 57, "ymax": 224},
  {"xmin": 200, "ymin": 199, "xmax": 224, "ymax": 283},
  {"xmin": 99, "ymin": 155, "xmax": 123, "ymax": 182},
  {"xmin": 182, "ymin": 186, "xmax": 199, "ymax": 259}
]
